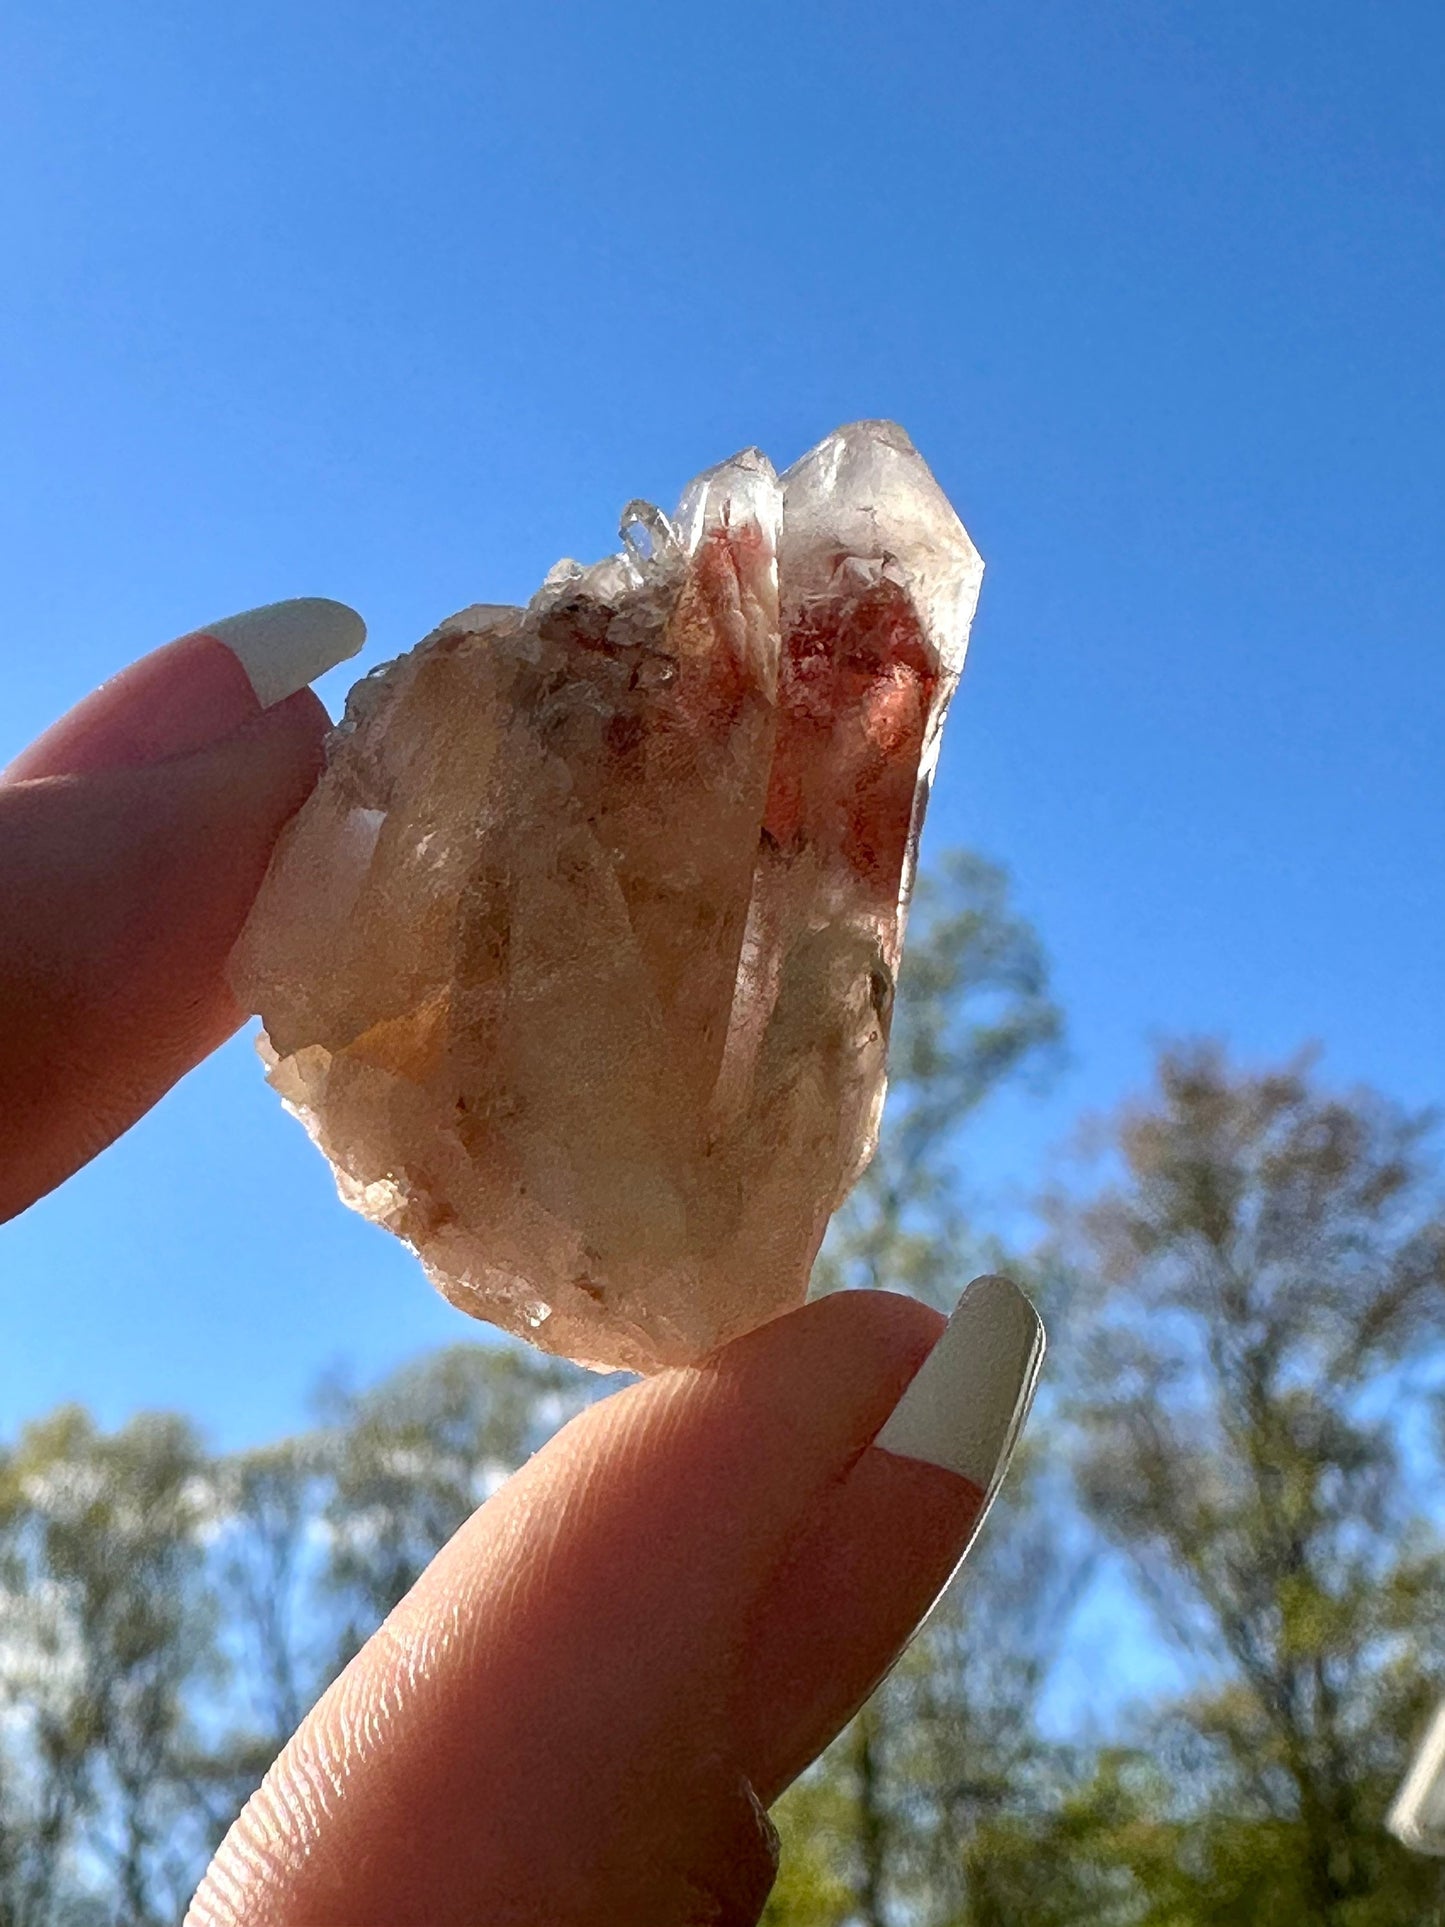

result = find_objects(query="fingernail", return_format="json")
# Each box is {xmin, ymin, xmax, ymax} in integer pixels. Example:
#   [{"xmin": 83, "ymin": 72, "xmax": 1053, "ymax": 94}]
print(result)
[
  {"xmin": 4, "ymin": 599, "xmax": 366, "ymax": 785},
  {"xmin": 740, "ymin": 1281, "xmax": 1045, "ymax": 1803},
  {"xmin": 201, "ymin": 598, "xmax": 365, "ymax": 710},
  {"xmin": 873, "ymin": 1274, "xmax": 1044, "ymax": 1506}
]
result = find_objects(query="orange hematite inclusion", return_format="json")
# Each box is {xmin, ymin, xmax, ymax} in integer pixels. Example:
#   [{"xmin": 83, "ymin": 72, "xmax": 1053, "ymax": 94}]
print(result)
[{"xmin": 230, "ymin": 423, "xmax": 984, "ymax": 1373}]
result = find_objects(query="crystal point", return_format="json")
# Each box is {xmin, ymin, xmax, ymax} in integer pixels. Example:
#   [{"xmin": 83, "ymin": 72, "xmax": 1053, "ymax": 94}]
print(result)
[{"xmin": 230, "ymin": 424, "xmax": 983, "ymax": 1372}]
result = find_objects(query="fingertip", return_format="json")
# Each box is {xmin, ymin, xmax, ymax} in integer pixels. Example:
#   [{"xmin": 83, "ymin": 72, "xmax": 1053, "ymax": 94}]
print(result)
[
  {"xmin": 250, "ymin": 680, "xmax": 332, "ymax": 780},
  {"xmin": 4, "ymin": 602, "xmax": 358, "ymax": 785},
  {"xmin": 182, "ymin": 1288, "xmax": 976, "ymax": 1925},
  {"xmin": 739, "ymin": 1279, "xmax": 1044, "ymax": 1803},
  {"xmin": 701, "ymin": 1286, "xmax": 946, "ymax": 1427},
  {"xmin": 741, "ymin": 1446, "xmax": 984, "ymax": 1804}
]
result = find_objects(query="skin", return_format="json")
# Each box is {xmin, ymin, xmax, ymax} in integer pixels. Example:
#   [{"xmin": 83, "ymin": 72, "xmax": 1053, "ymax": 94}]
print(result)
[{"xmin": 1, "ymin": 634, "xmax": 985, "ymax": 1926}]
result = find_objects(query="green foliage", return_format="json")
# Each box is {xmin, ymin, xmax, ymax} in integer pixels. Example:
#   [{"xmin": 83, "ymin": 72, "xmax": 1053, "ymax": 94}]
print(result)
[
  {"xmin": 0, "ymin": 1351, "xmax": 604, "ymax": 1926},
  {"xmin": 761, "ymin": 1765, "xmax": 858, "ymax": 1926},
  {"xmin": 815, "ymin": 849, "xmax": 1062, "ymax": 1312},
  {"xmin": 1055, "ymin": 1042, "xmax": 1445, "ymax": 1927},
  {"xmin": 314, "ymin": 1343, "xmax": 599, "ymax": 1655},
  {"xmin": 774, "ymin": 852, "xmax": 1089, "ymax": 1926},
  {"xmin": 0, "ymin": 1408, "xmax": 228, "ymax": 1925}
]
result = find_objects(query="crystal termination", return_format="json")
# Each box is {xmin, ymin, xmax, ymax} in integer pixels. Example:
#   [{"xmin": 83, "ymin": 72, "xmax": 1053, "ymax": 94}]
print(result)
[{"xmin": 231, "ymin": 423, "xmax": 983, "ymax": 1372}]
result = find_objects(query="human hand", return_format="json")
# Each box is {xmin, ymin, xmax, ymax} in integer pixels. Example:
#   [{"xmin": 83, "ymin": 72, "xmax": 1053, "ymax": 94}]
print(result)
[{"xmin": 1, "ymin": 606, "xmax": 1044, "ymax": 1926}]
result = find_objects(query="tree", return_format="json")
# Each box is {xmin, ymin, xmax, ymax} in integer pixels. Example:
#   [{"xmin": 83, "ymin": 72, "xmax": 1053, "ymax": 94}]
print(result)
[
  {"xmin": 814, "ymin": 849, "xmax": 1062, "ymax": 1314},
  {"xmin": 315, "ymin": 1343, "xmax": 602, "ymax": 1654},
  {"xmin": 208, "ymin": 1436, "xmax": 332, "ymax": 1771},
  {"xmin": 0, "ymin": 1408, "xmax": 230, "ymax": 1926},
  {"xmin": 0, "ymin": 1349, "xmax": 610, "ymax": 1924},
  {"xmin": 770, "ymin": 851, "xmax": 1082, "ymax": 1926},
  {"xmin": 1056, "ymin": 1042, "xmax": 1445, "ymax": 1925},
  {"xmin": 10, "ymin": 916, "xmax": 1442, "ymax": 1919}
]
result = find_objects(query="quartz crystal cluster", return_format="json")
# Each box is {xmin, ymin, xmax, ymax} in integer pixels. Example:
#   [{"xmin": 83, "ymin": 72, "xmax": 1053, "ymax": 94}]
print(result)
[{"xmin": 231, "ymin": 423, "xmax": 983, "ymax": 1372}]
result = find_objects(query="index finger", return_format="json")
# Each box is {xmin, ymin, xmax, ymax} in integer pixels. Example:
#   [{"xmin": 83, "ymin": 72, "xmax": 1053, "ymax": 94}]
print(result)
[
  {"xmin": 0, "ymin": 601, "xmax": 362, "ymax": 1218},
  {"xmin": 190, "ymin": 1280, "xmax": 1044, "ymax": 1927}
]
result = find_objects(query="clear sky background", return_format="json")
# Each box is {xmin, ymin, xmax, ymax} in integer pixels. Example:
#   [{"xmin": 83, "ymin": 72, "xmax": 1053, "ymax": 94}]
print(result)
[{"xmin": 1, "ymin": 0, "xmax": 1441, "ymax": 1453}]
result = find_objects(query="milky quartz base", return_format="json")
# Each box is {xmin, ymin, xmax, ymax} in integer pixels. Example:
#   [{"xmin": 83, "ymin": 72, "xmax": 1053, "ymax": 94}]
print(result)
[{"xmin": 230, "ymin": 423, "xmax": 983, "ymax": 1372}]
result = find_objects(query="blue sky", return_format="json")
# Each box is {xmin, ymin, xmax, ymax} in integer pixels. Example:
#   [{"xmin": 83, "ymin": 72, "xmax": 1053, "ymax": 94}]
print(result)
[{"xmin": 1, "ymin": 0, "xmax": 1441, "ymax": 1449}]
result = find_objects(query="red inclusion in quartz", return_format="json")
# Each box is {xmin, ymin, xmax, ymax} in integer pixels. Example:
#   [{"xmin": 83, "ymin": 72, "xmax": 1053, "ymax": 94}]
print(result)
[{"xmin": 764, "ymin": 570, "xmax": 938, "ymax": 900}]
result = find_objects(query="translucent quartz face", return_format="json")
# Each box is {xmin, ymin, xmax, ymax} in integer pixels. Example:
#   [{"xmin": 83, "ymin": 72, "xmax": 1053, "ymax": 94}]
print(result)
[{"xmin": 230, "ymin": 423, "xmax": 983, "ymax": 1372}]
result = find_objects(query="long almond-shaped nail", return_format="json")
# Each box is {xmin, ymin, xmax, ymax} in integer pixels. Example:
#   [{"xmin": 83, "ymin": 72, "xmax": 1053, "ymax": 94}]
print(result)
[
  {"xmin": 202, "ymin": 598, "xmax": 365, "ymax": 709},
  {"xmin": 873, "ymin": 1273, "xmax": 1044, "ymax": 1506},
  {"xmin": 742, "ymin": 1280, "xmax": 1045, "ymax": 1804},
  {"xmin": 4, "ymin": 599, "xmax": 366, "ymax": 783}
]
